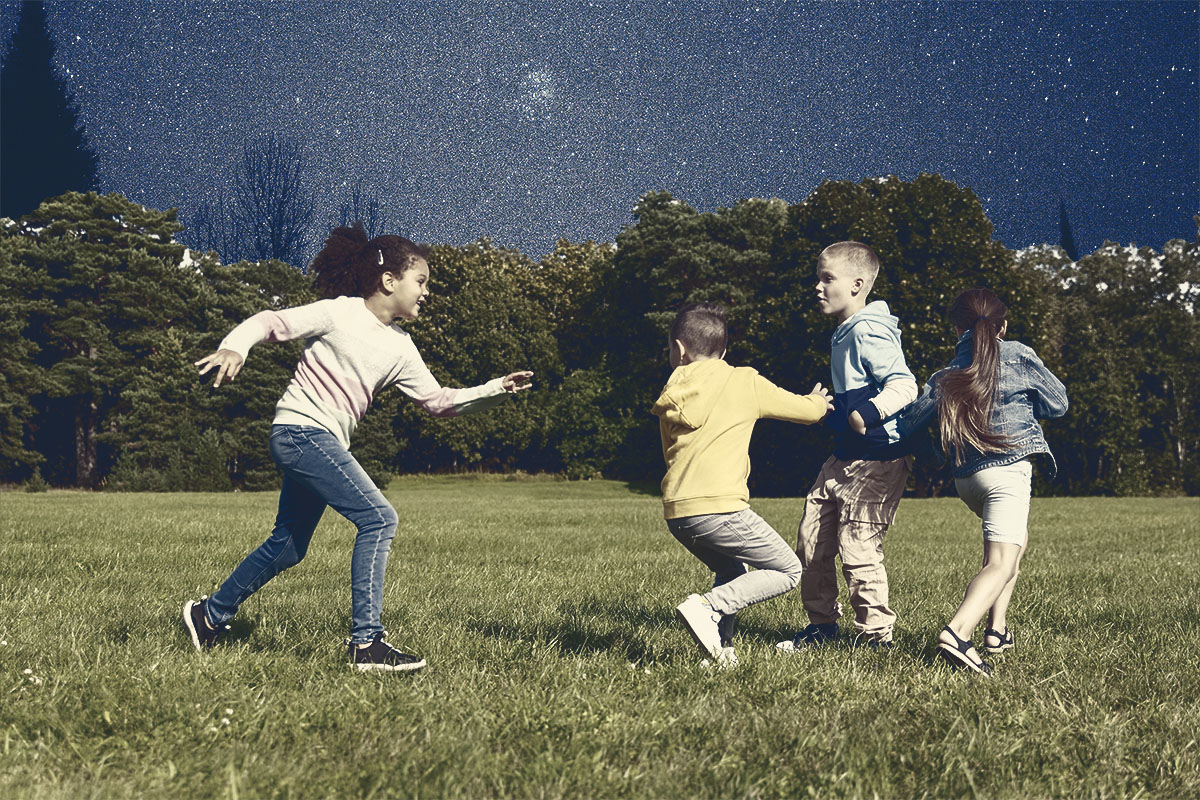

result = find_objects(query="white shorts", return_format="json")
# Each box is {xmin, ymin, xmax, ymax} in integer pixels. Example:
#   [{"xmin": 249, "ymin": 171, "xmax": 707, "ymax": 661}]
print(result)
[{"xmin": 954, "ymin": 458, "xmax": 1033, "ymax": 547}]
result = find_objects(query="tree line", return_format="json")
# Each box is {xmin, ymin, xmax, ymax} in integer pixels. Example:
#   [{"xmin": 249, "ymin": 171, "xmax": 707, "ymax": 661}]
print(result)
[{"xmin": 1, "ymin": 176, "xmax": 1197, "ymax": 496}]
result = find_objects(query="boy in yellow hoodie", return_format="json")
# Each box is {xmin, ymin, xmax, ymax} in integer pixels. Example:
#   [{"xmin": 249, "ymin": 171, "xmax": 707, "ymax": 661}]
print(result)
[{"xmin": 653, "ymin": 302, "xmax": 833, "ymax": 665}]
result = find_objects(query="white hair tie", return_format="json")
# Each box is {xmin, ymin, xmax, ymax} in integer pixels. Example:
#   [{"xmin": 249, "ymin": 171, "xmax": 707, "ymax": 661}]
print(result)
[{"xmin": 377, "ymin": 249, "xmax": 384, "ymax": 265}]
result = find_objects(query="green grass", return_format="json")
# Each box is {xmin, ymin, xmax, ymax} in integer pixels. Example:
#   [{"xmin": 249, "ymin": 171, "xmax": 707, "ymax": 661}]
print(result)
[{"xmin": 2, "ymin": 478, "xmax": 1198, "ymax": 799}]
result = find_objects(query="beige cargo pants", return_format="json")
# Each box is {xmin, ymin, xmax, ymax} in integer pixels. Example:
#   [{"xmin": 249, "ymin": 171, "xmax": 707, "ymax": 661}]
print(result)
[{"xmin": 796, "ymin": 454, "xmax": 912, "ymax": 643}]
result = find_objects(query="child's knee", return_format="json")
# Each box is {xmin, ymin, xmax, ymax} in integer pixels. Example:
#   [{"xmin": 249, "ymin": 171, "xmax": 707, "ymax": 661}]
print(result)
[
  {"xmin": 782, "ymin": 567, "xmax": 803, "ymax": 592},
  {"xmin": 281, "ymin": 538, "xmax": 307, "ymax": 568},
  {"xmin": 987, "ymin": 558, "xmax": 1019, "ymax": 584},
  {"xmin": 377, "ymin": 503, "xmax": 399, "ymax": 535}
]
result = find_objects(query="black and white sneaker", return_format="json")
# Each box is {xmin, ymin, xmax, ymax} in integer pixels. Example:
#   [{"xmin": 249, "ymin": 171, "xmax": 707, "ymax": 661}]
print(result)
[
  {"xmin": 182, "ymin": 597, "xmax": 227, "ymax": 651},
  {"xmin": 349, "ymin": 632, "xmax": 426, "ymax": 672},
  {"xmin": 776, "ymin": 622, "xmax": 840, "ymax": 652}
]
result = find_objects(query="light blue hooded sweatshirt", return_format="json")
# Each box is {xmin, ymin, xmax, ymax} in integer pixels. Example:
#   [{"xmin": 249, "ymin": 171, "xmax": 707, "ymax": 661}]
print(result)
[{"xmin": 827, "ymin": 300, "xmax": 915, "ymax": 461}]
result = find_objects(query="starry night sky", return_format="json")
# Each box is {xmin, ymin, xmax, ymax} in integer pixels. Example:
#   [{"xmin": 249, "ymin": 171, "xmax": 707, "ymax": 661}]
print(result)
[{"xmin": 1, "ymin": 0, "xmax": 1196, "ymax": 259}]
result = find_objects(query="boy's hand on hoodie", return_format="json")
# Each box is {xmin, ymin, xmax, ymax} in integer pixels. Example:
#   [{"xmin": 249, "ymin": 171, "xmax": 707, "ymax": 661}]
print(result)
[
  {"xmin": 810, "ymin": 383, "xmax": 835, "ymax": 417},
  {"xmin": 849, "ymin": 409, "xmax": 867, "ymax": 435}
]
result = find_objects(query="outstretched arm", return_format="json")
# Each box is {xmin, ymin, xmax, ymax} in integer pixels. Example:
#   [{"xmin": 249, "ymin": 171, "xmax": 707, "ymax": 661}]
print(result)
[
  {"xmin": 194, "ymin": 299, "xmax": 339, "ymax": 388},
  {"xmin": 400, "ymin": 359, "xmax": 535, "ymax": 417},
  {"xmin": 755, "ymin": 375, "xmax": 834, "ymax": 424}
]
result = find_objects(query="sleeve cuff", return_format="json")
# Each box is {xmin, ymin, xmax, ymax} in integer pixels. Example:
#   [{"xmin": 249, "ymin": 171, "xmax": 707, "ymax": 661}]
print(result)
[
  {"xmin": 855, "ymin": 401, "xmax": 883, "ymax": 428},
  {"xmin": 217, "ymin": 340, "xmax": 250, "ymax": 362}
]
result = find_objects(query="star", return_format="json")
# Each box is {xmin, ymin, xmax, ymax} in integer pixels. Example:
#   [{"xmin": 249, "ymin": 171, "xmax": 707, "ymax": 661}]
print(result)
[{"xmin": 0, "ymin": 0, "xmax": 1193, "ymax": 257}]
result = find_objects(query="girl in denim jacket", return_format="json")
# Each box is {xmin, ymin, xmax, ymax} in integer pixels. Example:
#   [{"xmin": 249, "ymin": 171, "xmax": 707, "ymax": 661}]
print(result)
[{"xmin": 900, "ymin": 288, "xmax": 1067, "ymax": 675}]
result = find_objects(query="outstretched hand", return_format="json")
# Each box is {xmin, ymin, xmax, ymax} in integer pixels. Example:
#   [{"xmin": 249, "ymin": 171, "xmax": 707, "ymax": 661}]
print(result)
[
  {"xmin": 195, "ymin": 349, "xmax": 244, "ymax": 388},
  {"xmin": 503, "ymin": 370, "xmax": 534, "ymax": 393},
  {"xmin": 810, "ymin": 382, "xmax": 835, "ymax": 415}
]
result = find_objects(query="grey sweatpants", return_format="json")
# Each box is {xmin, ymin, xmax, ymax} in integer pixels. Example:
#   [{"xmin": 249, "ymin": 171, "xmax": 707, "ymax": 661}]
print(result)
[{"xmin": 667, "ymin": 507, "xmax": 804, "ymax": 615}]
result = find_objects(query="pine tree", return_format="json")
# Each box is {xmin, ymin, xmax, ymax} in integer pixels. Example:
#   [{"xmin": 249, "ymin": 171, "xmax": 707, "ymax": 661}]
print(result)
[
  {"xmin": 15, "ymin": 193, "xmax": 192, "ymax": 486},
  {"xmin": 0, "ymin": 221, "xmax": 50, "ymax": 481},
  {"xmin": 0, "ymin": 1, "xmax": 98, "ymax": 220}
]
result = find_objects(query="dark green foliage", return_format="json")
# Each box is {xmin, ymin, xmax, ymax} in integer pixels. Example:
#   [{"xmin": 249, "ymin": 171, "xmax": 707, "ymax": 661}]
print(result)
[
  {"xmin": 398, "ymin": 240, "xmax": 562, "ymax": 475},
  {"xmin": 104, "ymin": 250, "xmax": 317, "ymax": 491},
  {"xmin": 1, "ymin": 179, "xmax": 1195, "ymax": 496},
  {"xmin": 4, "ymin": 192, "xmax": 199, "ymax": 486},
  {"xmin": 1041, "ymin": 239, "xmax": 1200, "ymax": 495},
  {"xmin": 0, "ymin": 192, "xmax": 315, "ymax": 490},
  {"xmin": 23, "ymin": 468, "xmax": 48, "ymax": 492},
  {"xmin": 108, "ymin": 327, "xmax": 232, "ymax": 492},
  {"xmin": 0, "ymin": 225, "xmax": 49, "ymax": 480}
]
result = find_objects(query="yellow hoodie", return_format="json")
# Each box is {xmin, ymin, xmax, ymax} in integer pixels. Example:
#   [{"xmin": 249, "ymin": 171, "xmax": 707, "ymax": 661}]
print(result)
[{"xmin": 652, "ymin": 359, "xmax": 828, "ymax": 519}]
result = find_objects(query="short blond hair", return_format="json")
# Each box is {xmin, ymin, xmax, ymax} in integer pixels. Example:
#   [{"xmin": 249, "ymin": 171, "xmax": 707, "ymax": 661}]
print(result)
[{"xmin": 818, "ymin": 241, "xmax": 881, "ymax": 287}]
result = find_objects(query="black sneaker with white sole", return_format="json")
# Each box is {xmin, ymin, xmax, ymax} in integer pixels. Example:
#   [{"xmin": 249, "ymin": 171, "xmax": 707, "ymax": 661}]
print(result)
[
  {"xmin": 349, "ymin": 632, "xmax": 426, "ymax": 672},
  {"xmin": 776, "ymin": 622, "xmax": 840, "ymax": 652},
  {"xmin": 182, "ymin": 597, "xmax": 228, "ymax": 650}
]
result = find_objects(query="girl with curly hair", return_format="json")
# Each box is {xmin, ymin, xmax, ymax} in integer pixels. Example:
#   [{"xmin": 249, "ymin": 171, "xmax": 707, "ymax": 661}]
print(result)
[{"xmin": 183, "ymin": 224, "xmax": 532, "ymax": 671}]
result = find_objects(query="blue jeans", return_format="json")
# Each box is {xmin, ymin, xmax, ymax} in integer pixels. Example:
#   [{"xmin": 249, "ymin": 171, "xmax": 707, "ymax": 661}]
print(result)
[
  {"xmin": 667, "ymin": 508, "xmax": 804, "ymax": 616},
  {"xmin": 206, "ymin": 425, "xmax": 399, "ymax": 644}
]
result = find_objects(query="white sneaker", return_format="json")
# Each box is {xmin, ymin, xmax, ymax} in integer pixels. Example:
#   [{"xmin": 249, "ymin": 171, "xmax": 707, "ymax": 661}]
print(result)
[
  {"xmin": 675, "ymin": 594, "xmax": 723, "ymax": 658},
  {"xmin": 701, "ymin": 646, "xmax": 740, "ymax": 670}
]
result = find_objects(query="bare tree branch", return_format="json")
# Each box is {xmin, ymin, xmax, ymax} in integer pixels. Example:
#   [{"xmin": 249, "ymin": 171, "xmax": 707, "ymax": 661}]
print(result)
[{"xmin": 231, "ymin": 133, "xmax": 315, "ymax": 267}]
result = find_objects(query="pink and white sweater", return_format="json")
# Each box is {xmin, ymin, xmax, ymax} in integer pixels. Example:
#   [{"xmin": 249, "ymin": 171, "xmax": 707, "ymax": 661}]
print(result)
[{"xmin": 219, "ymin": 296, "xmax": 509, "ymax": 447}]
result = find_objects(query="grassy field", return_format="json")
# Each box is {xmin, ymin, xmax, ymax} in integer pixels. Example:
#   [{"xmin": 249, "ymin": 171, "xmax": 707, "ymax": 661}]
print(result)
[{"xmin": 1, "ymin": 477, "xmax": 1198, "ymax": 799}]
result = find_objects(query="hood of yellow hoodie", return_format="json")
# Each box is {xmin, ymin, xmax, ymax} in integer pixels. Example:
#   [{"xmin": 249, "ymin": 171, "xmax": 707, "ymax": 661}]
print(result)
[{"xmin": 651, "ymin": 359, "xmax": 734, "ymax": 430}]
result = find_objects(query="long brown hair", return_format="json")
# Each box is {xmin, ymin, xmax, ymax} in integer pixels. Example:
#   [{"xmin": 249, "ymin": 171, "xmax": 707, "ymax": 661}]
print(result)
[
  {"xmin": 308, "ymin": 222, "xmax": 429, "ymax": 299},
  {"xmin": 938, "ymin": 288, "xmax": 1011, "ymax": 462}
]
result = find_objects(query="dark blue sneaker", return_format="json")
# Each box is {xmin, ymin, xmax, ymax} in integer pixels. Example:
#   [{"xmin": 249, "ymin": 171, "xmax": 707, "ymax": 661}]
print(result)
[
  {"xmin": 182, "ymin": 597, "xmax": 228, "ymax": 651},
  {"xmin": 348, "ymin": 632, "xmax": 426, "ymax": 672},
  {"xmin": 776, "ymin": 622, "xmax": 839, "ymax": 652}
]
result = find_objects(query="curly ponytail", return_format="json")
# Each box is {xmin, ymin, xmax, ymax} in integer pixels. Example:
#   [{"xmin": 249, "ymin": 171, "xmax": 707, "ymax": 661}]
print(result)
[
  {"xmin": 308, "ymin": 222, "xmax": 430, "ymax": 299},
  {"xmin": 937, "ymin": 288, "xmax": 1011, "ymax": 462}
]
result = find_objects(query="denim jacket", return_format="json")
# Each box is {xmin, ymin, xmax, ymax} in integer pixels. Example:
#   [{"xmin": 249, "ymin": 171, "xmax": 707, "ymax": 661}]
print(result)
[{"xmin": 898, "ymin": 331, "xmax": 1068, "ymax": 478}]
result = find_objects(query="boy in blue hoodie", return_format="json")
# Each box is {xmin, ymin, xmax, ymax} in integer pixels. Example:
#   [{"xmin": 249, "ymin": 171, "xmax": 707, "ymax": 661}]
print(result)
[{"xmin": 778, "ymin": 242, "xmax": 918, "ymax": 650}]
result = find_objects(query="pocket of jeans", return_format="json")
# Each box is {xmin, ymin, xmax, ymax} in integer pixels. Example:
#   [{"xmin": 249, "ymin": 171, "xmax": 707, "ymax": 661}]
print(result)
[
  {"xmin": 706, "ymin": 518, "xmax": 754, "ymax": 546},
  {"xmin": 269, "ymin": 427, "xmax": 303, "ymax": 470}
]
